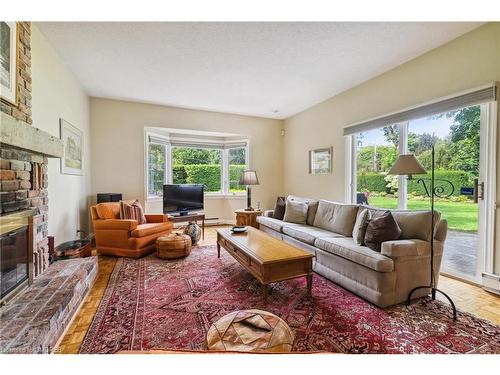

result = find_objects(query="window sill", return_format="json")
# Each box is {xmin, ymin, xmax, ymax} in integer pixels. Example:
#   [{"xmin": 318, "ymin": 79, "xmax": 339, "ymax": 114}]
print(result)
[{"xmin": 147, "ymin": 194, "xmax": 246, "ymax": 202}]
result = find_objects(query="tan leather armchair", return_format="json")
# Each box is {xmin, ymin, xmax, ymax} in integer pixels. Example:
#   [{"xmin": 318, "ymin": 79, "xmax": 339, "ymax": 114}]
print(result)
[{"xmin": 90, "ymin": 202, "xmax": 173, "ymax": 258}]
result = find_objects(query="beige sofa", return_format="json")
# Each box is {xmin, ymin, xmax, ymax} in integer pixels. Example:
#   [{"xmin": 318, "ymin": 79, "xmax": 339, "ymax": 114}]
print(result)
[{"xmin": 256, "ymin": 196, "xmax": 448, "ymax": 308}]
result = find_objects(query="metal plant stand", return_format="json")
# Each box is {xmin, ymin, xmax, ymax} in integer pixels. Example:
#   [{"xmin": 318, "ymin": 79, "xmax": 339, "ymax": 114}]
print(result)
[{"xmin": 406, "ymin": 145, "xmax": 458, "ymax": 321}]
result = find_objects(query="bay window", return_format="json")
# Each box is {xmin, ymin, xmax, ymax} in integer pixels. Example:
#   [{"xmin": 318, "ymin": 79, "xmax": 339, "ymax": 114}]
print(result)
[{"xmin": 146, "ymin": 133, "xmax": 248, "ymax": 198}]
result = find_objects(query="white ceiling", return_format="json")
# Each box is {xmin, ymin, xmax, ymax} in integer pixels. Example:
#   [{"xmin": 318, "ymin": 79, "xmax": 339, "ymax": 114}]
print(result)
[{"xmin": 36, "ymin": 22, "xmax": 483, "ymax": 119}]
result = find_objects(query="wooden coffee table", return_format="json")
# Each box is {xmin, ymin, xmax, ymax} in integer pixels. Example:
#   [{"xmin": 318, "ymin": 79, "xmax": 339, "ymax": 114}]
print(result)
[{"xmin": 216, "ymin": 227, "xmax": 314, "ymax": 302}]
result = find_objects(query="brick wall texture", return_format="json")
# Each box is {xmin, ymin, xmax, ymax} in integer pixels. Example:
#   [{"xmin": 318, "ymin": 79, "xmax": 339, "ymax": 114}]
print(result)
[
  {"xmin": 1, "ymin": 22, "xmax": 50, "ymax": 276},
  {"xmin": 0, "ymin": 22, "xmax": 32, "ymax": 124}
]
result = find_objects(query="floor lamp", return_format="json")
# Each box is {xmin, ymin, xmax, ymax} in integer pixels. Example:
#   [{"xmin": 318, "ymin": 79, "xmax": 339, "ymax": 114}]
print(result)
[{"xmin": 388, "ymin": 146, "xmax": 458, "ymax": 321}]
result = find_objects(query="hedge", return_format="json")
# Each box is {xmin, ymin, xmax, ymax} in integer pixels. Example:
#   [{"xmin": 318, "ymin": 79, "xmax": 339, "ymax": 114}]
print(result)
[
  {"xmin": 229, "ymin": 165, "xmax": 246, "ymax": 191},
  {"xmin": 357, "ymin": 173, "xmax": 387, "ymax": 194},
  {"xmin": 357, "ymin": 170, "xmax": 474, "ymax": 197},
  {"xmin": 172, "ymin": 164, "xmax": 246, "ymax": 192}
]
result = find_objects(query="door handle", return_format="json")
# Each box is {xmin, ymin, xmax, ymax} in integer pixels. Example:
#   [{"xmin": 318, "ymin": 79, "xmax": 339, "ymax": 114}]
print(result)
[{"xmin": 473, "ymin": 179, "xmax": 484, "ymax": 203}]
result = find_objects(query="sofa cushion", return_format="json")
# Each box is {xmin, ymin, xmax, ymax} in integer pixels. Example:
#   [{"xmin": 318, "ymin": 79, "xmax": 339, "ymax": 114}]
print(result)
[
  {"xmin": 287, "ymin": 195, "xmax": 319, "ymax": 225},
  {"xmin": 95, "ymin": 202, "xmax": 121, "ymax": 219},
  {"xmin": 256, "ymin": 216, "xmax": 286, "ymax": 232},
  {"xmin": 282, "ymin": 224, "xmax": 342, "ymax": 245},
  {"xmin": 314, "ymin": 237, "xmax": 394, "ymax": 273},
  {"xmin": 313, "ymin": 200, "xmax": 359, "ymax": 237},
  {"xmin": 131, "ymin": 223, "xmax": 172, "ymax": 238},
  {"xmin": 364, "ymin": 211, "xmax": 402, "ymax": 252},
  {"xmin": 391, "ymin": 210, "xmax": 440, "ymax": 242},
  {"xmin": 283, "ymin": 200, "xmax": 308, "ymax": 224}
]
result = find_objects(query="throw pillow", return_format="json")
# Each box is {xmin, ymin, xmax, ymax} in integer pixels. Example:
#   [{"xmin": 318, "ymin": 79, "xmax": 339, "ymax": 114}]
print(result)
[
  {"xmin": 283, "ymin": 200, "xmax": 308, "ymax": 224},
  {"xmin": 352, "ymin": 208, "xmax": 370, "ymax": 245},
  {"xmin": 364, "ymin": 211, "xmax": 402, "ymax": 252},
  {"xmin": 287, "ymin": 195, "xmax": 318, "ymax": 225},
  {"xmin": 272, "ymin": 196, "xmax": 286, "ymax": 220},
  {"xmin": 120, "ymin": 200, "xmax": 147, "ymax": 224},
  {"xmin": 118, "ymin": 199, "xmax": 136, "ymax": 219}
]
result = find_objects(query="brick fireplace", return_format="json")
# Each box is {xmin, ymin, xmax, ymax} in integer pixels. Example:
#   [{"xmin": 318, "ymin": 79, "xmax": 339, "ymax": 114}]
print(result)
[
  {"xmin": 0, "ymin": 22, "xmax": 98, "ymax": 353},
  {"xmin": 1, "ymin": 21, "xmax": 63, "ymax": 298},
  {"xmin": 1, "ymin": 147, "xmax": 49, "ymax": 277}
]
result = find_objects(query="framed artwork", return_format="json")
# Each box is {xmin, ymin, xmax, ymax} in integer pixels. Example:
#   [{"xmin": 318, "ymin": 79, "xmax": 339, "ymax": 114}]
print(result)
[
  {"xmin": 309, "ymin": 147, "xmax": 332, "ymax": 174},
  {"xmin": 0, "ymin": 21, "xmax": 18, "ymax": 104},
  {"xmin": 60, "ymin": 119, "xmax": 83, "ymax": 175}
]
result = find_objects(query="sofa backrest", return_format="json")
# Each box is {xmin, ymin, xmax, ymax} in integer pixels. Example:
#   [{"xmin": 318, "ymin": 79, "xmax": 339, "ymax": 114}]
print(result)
[
  {"xmin": 313, "ymin": 200, "xmax": 359, "ymax": 237},
  {"xmin": 282, "ymin": 196, "xmax": 442, "ymax": 242},
  {"xmin": 359, "ymin": 205, "xmax": 440, "ymax": 242}
]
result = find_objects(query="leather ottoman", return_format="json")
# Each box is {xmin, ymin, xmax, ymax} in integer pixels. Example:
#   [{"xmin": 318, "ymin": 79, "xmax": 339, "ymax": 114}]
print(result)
[
  {"xmin": 206, "ymin": 309, "xmax": 294, "ymax": 352},
  {"xmin": 156, "ymin": 233, "xmax": 192, "ymax": 259}
]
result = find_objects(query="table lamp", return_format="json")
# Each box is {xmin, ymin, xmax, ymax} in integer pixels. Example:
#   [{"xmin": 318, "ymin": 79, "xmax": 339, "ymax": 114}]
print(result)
[{"xmin": 239, "ymin": 170, "xmax": 260, "ymax": 211}]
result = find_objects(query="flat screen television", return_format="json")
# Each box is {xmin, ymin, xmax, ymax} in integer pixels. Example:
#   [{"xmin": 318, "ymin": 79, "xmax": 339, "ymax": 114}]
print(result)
[{"xmin": 163, "ymin": 184, "xmax": 204, "ymax": 215}]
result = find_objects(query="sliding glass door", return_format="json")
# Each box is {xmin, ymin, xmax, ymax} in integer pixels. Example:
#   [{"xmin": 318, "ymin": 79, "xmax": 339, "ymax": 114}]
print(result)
[
  {"xmin": 351, "ymin": 104, "xmax": 492, "ymax": 283},
  {"xmin": 406, "ymin": 107, "xmax": 481, "ymax": 281}
]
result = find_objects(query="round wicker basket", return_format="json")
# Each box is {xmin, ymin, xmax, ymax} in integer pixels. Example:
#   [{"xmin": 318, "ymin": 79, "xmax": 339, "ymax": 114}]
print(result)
[{"xmin": 156, "ymin": 233, "xmax": 192, "ymax": 259}]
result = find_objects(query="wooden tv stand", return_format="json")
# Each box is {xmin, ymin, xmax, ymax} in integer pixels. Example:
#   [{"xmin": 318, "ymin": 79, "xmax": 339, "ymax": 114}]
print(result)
[{"xmin": 167, "ymin": 213, "xmax": 205, "ymax": 240}]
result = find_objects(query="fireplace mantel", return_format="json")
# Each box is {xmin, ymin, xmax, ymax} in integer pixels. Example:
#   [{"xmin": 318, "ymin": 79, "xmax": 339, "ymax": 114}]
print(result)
[{"xmin": 0, "ymin": 112, "xmax": 63, "ymax": 158}]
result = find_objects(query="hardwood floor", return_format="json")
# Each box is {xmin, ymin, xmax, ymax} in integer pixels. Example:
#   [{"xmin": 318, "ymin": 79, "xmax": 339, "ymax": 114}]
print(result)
[{"xmin": 55, "ymin": 225, "xmax": 500, "ymax": 354}]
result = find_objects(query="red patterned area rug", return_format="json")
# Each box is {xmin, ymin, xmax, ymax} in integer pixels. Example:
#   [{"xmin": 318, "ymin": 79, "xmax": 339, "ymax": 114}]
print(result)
[{"xmin": 80, "ymin": 245, "xmax": 500, "ymax": 354}]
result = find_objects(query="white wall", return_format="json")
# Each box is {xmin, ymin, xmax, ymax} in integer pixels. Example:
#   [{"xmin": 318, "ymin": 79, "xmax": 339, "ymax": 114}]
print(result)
[
  {"xmin": 283, "ymin": 22, "xmax": 500, "ymax": 272},
  {"xmin": 31, "ymin": 25, "xmax": 92, "ymax": 243},
  {"xmin": 89, "ymin": 98, "xmax": 284, "ymax": 223}
]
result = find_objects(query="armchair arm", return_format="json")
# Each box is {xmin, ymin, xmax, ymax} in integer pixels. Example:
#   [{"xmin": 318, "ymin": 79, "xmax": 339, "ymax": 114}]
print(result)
[
  {"xmin": 93, "ymin": 219, "xmax": 138, "ymax": 231},
  {"xmin": 145, "ymin": 214, "xmax": 169, "ymax": 223},
  {"xmin": 263, "ymin": 210, "xmax": 274, "ymax": 217},
  {"xmin": 381, "ymin": 239, "xmax": 430, "ymax": 258}
]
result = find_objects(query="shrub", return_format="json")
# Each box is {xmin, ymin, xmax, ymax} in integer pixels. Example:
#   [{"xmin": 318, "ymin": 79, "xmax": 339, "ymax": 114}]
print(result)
[
  {"xmin": 184, "ymin": 164, "xmax": 222, "ymax": 192},
  {"xmin": 406, "ymin": 170, "xmax": 473, "ymax": 197},
  {"xmin": 229, "ymin": 165, "xmax": 246, "ymax": 191},
  {"xmin": 357, "ymin": 170, "xmax": 473, "ymax": 197},
  {"xmin": 172, "ymin": 164, "xmax": 246, "ymax": 192},
  {"xmin": 357, "ymin": 173, "xmax": 387, "ymax": 193},
  {"xmin": 172, "ymin": 165, "xmax": 187, "ymax": 184}
]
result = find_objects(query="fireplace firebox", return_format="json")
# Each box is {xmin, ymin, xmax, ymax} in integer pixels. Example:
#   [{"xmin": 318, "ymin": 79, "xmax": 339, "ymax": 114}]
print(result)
[{"xmin": 0, "ymin": 210, "xmax": 34, "ymax": 305}]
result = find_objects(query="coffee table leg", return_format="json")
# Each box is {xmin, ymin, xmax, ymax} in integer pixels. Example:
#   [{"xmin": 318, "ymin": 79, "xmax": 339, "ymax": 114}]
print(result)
[
  {"xmin": 217, "ymin": 242, "xmax": 220, "ymax": 258},
  {"xmin": 263, "ymin": 284, "xmax": 268, "ymax": 303},
  {"xmin": 307, "ymin": 274, "xmax": 313, "ymax": 296}
]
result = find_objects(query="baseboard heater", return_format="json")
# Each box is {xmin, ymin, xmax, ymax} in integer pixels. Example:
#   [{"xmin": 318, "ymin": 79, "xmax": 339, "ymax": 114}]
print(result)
[
  {"xmin": 171, "ymin": 217, "xmax": 226, "ymax": 228},
  {"xmin": 482, "ymin": 272, "xmax": 500, "ymax": 295}
]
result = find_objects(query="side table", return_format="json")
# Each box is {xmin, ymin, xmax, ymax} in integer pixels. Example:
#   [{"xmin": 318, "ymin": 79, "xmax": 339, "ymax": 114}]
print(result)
[{"xmin": 235, "ymin": 209, "xmax": 262, "ymax": 228}]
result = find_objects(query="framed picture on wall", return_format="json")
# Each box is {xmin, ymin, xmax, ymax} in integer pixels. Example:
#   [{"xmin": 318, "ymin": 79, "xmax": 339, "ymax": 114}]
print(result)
[
  {"xmin": 0, "ymin": 21, "xmax": 18, "ymax": 104},
  {"xmin": 309, "ymin": 147, "xmax": 332, "ymax": 174},
  {"xmin": 60, "ymin": 118, "xmax": 84, "ymax": 175}
]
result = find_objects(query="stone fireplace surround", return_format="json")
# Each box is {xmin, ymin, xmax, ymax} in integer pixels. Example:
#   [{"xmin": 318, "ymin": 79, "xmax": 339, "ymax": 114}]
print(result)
[
  {"xmin": 0, "ymin": 22, "xmax": 98, "ymax": 353},
  {"xmin": 1, "ymin": 21, "xmax": 64, "ymax": 283}
]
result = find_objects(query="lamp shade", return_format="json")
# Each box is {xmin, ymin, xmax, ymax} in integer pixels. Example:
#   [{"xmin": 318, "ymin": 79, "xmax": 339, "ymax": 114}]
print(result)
[
  {"xmin": 387, "ymin": 154, "xmax": 426, "ymax": 177},
  {"xmin": 239, "ymin": 170, "xmax": 260, "ymax": 185}
]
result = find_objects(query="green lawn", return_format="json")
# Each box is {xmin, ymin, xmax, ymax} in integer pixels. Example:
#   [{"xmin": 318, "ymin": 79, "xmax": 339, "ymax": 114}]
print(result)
[{"xmin": 368, "ymin": 196, "xmax": 478, "ymax": 232}]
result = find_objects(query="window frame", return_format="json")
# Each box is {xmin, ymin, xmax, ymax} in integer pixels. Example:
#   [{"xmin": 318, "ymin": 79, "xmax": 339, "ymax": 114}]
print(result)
[{"xmin": 145, "ymin": 132, "xmax": 249, "ymax": 200}]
